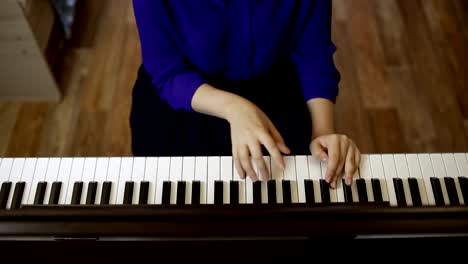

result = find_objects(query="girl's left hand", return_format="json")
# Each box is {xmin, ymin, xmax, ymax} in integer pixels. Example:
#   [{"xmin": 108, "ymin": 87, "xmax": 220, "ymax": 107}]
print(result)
[{"xmin": 309, "ymin": 134, "xmax": 361, "ymax": 188}]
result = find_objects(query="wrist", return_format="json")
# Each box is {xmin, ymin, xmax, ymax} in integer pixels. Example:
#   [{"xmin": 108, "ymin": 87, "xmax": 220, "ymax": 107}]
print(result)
[
  {"xmin": 192, "ymin": 83, "xmax": 242, "ymax": 120},
  {"xmin": 312, "ymin": 128, "xmax": 336, "ymax": 140}
]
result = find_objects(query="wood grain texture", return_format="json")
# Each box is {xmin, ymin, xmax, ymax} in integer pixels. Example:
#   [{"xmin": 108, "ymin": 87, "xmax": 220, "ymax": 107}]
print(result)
[
  {"xmin": 398, "ymin": 0, "xmax": 467, "ymax": 152},
  {"xmin": 36, "ymin": 49, "xmax": 91, "ymax": 157},
  {"xmin": 0, "ymin": 0, "xmax": 466, "ymax": 157},
  {"xmin": 341, "ymin": 0, "xmax": 395, "ymax": 108},
  {"xmin": 6, "ymin": 102, "xmax": 51, "ymax": 157},
  {"xmin": 79, "ymin": 0, "xmax": 130, "ymax": 112},
  {"xmin": 0, "ymin": 103, "xmax": 20, "ymax": 156},
  {"xmin": 332, "ymin": 0, "xmax": 375, "ymax": 154},
  {"xmin": 368, "ymin": 109, "xmax": 406, "ymax": 154}
]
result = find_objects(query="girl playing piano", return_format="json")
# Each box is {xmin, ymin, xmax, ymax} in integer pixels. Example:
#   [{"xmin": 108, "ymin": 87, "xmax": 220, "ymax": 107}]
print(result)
[{"xmin": 130, "ymin": 0, "xmax": 361, "ymax": 188}]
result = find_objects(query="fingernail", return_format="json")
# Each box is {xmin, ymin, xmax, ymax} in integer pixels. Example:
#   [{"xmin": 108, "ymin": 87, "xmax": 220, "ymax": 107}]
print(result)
[
  {"xmin": 346, "ymin": 178, "xmax": 352, "ymax": 186},
  {"xmin": 331, "ymin": 181, "xmax": 336, "ymax": 189}
]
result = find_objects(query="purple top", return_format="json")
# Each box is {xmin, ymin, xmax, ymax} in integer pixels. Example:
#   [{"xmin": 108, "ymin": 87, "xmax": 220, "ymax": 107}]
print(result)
[{"xmin": 132, "ymin": 0, "xmax": 341, "ymax": 111}]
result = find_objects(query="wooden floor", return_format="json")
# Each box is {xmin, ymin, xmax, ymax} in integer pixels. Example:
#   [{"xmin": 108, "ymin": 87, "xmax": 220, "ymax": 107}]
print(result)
[{"xmin": 0, "ymin": 0, "xmax": 466, "ymax": 158}]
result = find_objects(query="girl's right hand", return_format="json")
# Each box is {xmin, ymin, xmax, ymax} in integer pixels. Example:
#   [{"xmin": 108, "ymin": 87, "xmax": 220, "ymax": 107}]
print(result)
[{"xmin": 225, "ymin": 98, "xmax": 290, "ymax": 181}]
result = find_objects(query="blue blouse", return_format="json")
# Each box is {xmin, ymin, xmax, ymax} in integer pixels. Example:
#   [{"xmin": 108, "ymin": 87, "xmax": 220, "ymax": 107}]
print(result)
[{"xmin": 132, "ymin": 0, "xmax": 341, "ymax": 111}]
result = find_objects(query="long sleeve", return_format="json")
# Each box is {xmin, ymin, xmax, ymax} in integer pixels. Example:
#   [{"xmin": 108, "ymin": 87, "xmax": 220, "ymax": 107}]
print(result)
[
  {"xmin": 290, "ymin": 0, "xmax": 341, "ymax": 104},
  {"xmin": 133, "ymin": 0, "xmax": 207, "ymax": 111}
]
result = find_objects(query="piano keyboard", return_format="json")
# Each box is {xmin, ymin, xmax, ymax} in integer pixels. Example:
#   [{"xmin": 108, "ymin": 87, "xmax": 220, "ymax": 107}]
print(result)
[{"xmin": 0, "ymin": 153, "xmax": 467, "ymax": 210}]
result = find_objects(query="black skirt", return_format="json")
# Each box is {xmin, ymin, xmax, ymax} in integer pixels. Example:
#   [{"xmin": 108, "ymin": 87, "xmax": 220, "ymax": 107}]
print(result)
[{"xmin": 129, "ymin": 61, "xmax": 313, "ymax": 157}]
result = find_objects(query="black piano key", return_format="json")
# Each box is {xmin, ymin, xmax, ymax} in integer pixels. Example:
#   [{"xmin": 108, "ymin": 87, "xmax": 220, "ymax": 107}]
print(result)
[
  {"xmin": 444, "ymin": 177, "xmax": 459, "ymax": 206},
  {"xmin": 139, "ymin": 181, "xmax": 149, "ymax": 205},
  {"xmin": 253, "ymin": 181, "xmax": 262, "ymax": 204},
  {"xmin": 282, "ymin": 180, "xmax": 292, "ymax": 204},
  {"xmin": 176, "ymin": 181, "xmax": 185, "ymax": 205},
  {"xmin": 268, "ymin": 180, "xmax": 277, "ymax": 204},
  {"xmin": 393, "ymin": 178, "xmax": 406, "ymax": 206},
  {"xmin": 343, "ymin": 179, "xmax": 353, "ymax": 203},
  {"xmin": 356, "ymin": 179, "xmax": 368, "ymax": 202},
  {"xmin": 49, "ymin": 182, "xmax": 61, "ymax": 205},
  {"xmin": 123, "ymin": 181, "xmax": 134, "ymax": 205},
  {"xmin": 304, "ymin": 180, "xmax": 315, "ymax": 204},
  {"xmin": 0, "ymin": 182, "xmax": 12, "ymax": 209},
  {"xmin": 86, "ymin": 182, "xmax": 97, "ymax": 205},
  {"xmin": 11, "ymin": 182, "xmax": 25, "ymax": 209},
  {"xmin": 431, "ymin": 177, "xmax": 445, "ymax": 206},
  {"xmin": 371, "ymin": 179, "xmax": 383, "ymax": 203},
  {"xmin": 230, "ymin": 181, "xmax": 239, "ymax": 205},
  {"xmin": 214, "ymin": 181, "xmax": 223, "ymax": 205},
  {"xmin": 408, "ymin": 178, "xmax": 422, "ymax": 206},
  {"xmin": 71, "ymin": 182, "xmax": 83, "ymax": 205},
  {"xmin": 192, "ymin": 181, "xmax": 201, "ymax": 205},
  {"xmin": 162, "ymin": 181, "xmax": 171, "ymax": 205},
  {"xmin": 459, "ymin": 177, "xmax": 468, "ymax": 203},
  {"xmin": 320, "ymin": 179, "xmax": 330, "ymax": 204},
  {"xmin": 100, "ymin": 181, "xmax": 111, "ymax": 205},
  {"xmin": 34, "ymin": 182, "xmax": 46, "ymax": 205}
]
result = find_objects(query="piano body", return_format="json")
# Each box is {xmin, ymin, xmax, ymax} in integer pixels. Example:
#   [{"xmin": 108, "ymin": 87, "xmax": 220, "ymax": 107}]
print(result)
[{"xmin": 0, "ymin": 153, "xmax": 467, "ymax": 258}]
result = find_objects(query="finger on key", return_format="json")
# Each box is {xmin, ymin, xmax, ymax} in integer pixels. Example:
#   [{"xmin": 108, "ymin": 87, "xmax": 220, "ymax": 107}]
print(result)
[
  {"xmin": 241, "ymin": 145, "xmax": 257, "ymax": 181},
  {"xmin": 344, "ymin": 147, "xmax": 356, "ymax": 186}
]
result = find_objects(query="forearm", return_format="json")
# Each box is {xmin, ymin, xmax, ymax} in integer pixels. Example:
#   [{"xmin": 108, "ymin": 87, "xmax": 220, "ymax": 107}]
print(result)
[
  {"xmin": 307, "ymin": 98, "xmax": 336, "ymax": 139},
  {"xmin": 191, "ymin": 83, "xmax": 245, "ymax": 121}
]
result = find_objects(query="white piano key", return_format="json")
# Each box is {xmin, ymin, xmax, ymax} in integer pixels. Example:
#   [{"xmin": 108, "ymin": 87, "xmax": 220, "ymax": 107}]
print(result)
[
  {"xmin": 94, "ymin": 158, "xmax": 109, "ymax": 204},
  {"xmin": 418, "ymin": 154, "xmax": 436, "ymax": 206},
  {"xmin": 321, "ymin": 160, "xmax": 336, "ymax": 203},
  {"xmin": 233, "ymin": 159, "xmax": 246, "ymax": 204},
  {"xmin": 195, "ymin": 157, "xmax": 207, "ymax": 204},
  {"xmin": 430, "ymin": 154, "xmax": 450, "ymax": 205},
  {"xmin": 170, "ymin": 157, "xmax": 183, "ymax": 205},
  {"xmin": 369, "ymin": 155, "xmax": 389, "ymax": 202},
  {"xmin": 394, "ymin": 154, "xmax": 413, "ymax": 206},
  {"xmin": 261, "ymin": 156, "xmax": 270, "ymax": 204},
  {"xmin": 28, "ymin": 158, "xmax": 49, "ymax": 205},
  {"xmin": 245, "ymin": 169, "xmax": 253, "ymax": 204},
  {"xmin": 65, "ymin": 158, "xmax": 84, "ymax": 205},
  {"xmin": 6, "ymin": 158, "xmax": 25, "ymax": 209},
  {"xmin": 182, "ymin": 157, "xmax": 195, "ymax": 204},
  {"xmin": 154, "ymin": 157, "xmax": 171, "ymax": 204},
  {"xmin": 131, "ymin": 157, "xmax": 146, "ymax": 205},
  {"xmin": 207, "ymin": 157, "xmax": 219, "ymax": 204},
  {"xmin": 359, "ymin": 154, "xmax": 375, "ymax": 202},
  {"xmin": 56, "ymin": 158, "xmax": 72, "ymax": 205},
  {"xmin": 221, "ymin": 157, "xmax": 232, "ymax": 204},
  {"xmin": 285, "ymin": 156, "xmax": 298, "ymax": 203},
  {"xmin": 20, "ymin": 158, "xmax": 37, "ymax": 205},
  {"xmin": 107, "ymin": 157, "xmax": 121, "ymax": 204},
  {"xmin": 442, "ymin": 153, "xmax": 464, "ymax": 205},
  {"xmin": 44, "ymin": 158, "xmax": 61, "ymax": 205},
  {"xmin": 271, "ymin": 156, "xmax": 283, "ymax": 204},
  {"xmin": 406, "ymin": 154, "xmax": 429, "ymax": 206},
  {"xmin": 295, "ymin": 156, "xmax": 308, "ymax": 203},
  {"xmin": 80, "ymin": 158, "xmax": 97, "ymax": 205},
  {"xmin": 0, "ymin": 158, "xmax": 13, "ymax": 183},
  {"xmin": 144, "ymin": 157, "xmax": 158, "ymax": 205},
  {"xmin": 116, "ymin": 157, "xmax": 133, "ymax": 204},
  {"xmin": 454, "ymin": 153, "xmax": 468, "ymax": 176},
  {"xmin": 381, "ymin": 154, "xmax": 398, "ymax": 206},
  {"xmin": 308, "ymin": 156, "xmax": 321, "ymax": 203}
]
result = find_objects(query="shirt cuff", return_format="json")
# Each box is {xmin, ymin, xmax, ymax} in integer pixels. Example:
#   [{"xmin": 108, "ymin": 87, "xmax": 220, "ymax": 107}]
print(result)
[{"xmin": 159, "ymin": 71, "xmax": 207, "ymax": 112}]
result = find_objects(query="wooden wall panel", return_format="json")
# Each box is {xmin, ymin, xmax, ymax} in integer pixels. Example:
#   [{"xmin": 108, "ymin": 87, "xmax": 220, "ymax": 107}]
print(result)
[{"xmin": 0, "ymin": 0, "xmax": 60, "ymax": 101}]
